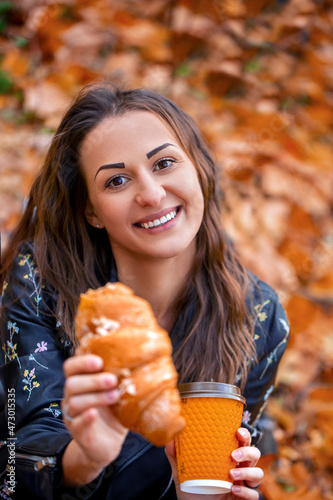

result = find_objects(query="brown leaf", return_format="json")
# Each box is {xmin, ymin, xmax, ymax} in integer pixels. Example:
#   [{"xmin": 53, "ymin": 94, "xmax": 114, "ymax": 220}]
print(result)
[
  {"xmin": 46, "ymin": 64, "xmax": 99, "ymax": 92},
  {"xmin": 116, "ymin": 18, "xmax": 171, "ymax": 63},
  {"xmin": 205, "ymin": 61, "xmax": 245, "ymax": 96},
  {"xmin": 2, "ymin": 48, "xmax": 30, "ymax": 78},
  {"xmin": 266, "ymin": 399, "xmax": 297, "ymax": 435},
  {"xmin": 277, "ymin": 349, "xmax": 319, "ymax": 391},
  {"xmin": 262, "ymin": 164, "xmax": 330, "ymax": 216},
  {"xmin": 278, "ymin": 239, "xmax": 315, "ymax": 282},
  {"xmin": 23, "ymin": 81, "xmax": 71, "ymax": 128},
  {"xmin": 308, "ymin": 273, "xmax": 333, "ymax": 300},
  {"xmin": 245, "ymin": 0, "xmax": 275, "ymax": 17},
  {"xmin": 284, "ymin": 295, "xmax": 318, "ymax": 336}
]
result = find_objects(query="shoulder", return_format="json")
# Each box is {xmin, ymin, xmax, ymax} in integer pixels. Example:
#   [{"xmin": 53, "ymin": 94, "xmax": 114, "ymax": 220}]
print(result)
[
  {"xmin": 2, "ymin": 240, "xmax": 55, "ymax": 323},
  {"xmin": 3, "ymin": 241, "xmax": 39, "ymax": 300},
  {"xmin": 248, "ymin": 272, "xmax": 282, "ymax": 305},
  {"xmin": 2, "ymin": 240, "xmax": 36, "ymax": 283},
  {"xmin": 247, "ymin": 273, "xmax": 290, "ymax": 358},
  {"xmin": 1, "ymin": 241, "xmax": 72, "ymax": 359}
]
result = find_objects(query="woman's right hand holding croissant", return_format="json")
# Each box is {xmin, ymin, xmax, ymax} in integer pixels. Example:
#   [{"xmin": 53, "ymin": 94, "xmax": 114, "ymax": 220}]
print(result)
[{"xmin": 61, "ymin": 354, "xmax": 128, "ymax": 486}]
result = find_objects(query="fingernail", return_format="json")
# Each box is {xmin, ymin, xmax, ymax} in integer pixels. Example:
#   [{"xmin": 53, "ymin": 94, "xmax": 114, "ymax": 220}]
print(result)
[
  {"xmin": 105, "ymin": 389, "xmax": 119, "ymax": 403},
  {"xmin": 232, "ymin": 450, "xmax": 243, "ymax": 460},
  {"xmin": 238, "ymin": 428, "xmax": 248, "ymax": 438},
  {"xmin": 103, "ymin": 374, "xmax": 117, "ymax": 387},
  {"xmin": 232, "ymin": 485, "xmax": 241, "ymax": 493},
  {"xmin": 231, "ymin": 469, "xmax": 241, "ymax": 479},
  {"xmin": 89, "ymin": 356, "xmax": 103, "ymax": 370}
]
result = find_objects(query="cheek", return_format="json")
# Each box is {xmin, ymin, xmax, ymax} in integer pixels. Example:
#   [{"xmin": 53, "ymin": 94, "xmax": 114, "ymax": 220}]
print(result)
[
  {"xmin": 194, "ymin": 196, "xmax": 205, "ymax": 226},
  {"xmin": 98, "ymin": 196, "xmax": 131, "ymax": 228},
  {"xmin": 180, "ymin": 180, "xmax": 204, "ymax": 227},
  {"xmin": 188, "ymin": 178, "xmax": 205, "ymax": 213}
]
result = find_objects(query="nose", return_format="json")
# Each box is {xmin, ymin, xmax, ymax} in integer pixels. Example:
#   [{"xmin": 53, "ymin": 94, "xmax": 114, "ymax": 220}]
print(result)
[{"xmin": 135, "ymin": 173, "xmax": 166, "ymax": 207}]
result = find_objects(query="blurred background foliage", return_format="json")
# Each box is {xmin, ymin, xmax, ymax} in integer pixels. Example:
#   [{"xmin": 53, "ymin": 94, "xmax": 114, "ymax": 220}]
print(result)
[{"xmin": 0, "ymin": 1, "xmax": 332, "ymax": 498}]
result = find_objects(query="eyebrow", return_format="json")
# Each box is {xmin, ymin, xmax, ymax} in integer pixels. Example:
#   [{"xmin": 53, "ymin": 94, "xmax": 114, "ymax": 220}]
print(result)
[
  {"xmin": 94, "ymin": 143, "xmax": 175, "ymax": 181},
  {"xmin": 146, "ymin": 143, "xmax": 175, "ymax": 159},
  {"xmin": 94, "ymin": 162, "xmax": 125, "ymax": 181}
]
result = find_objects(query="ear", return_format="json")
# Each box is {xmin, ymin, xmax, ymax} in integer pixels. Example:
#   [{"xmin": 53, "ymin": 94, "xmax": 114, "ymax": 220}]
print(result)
[{"xmin": 85, "ymin": 200, "xmax": 104, "ymax": 229}]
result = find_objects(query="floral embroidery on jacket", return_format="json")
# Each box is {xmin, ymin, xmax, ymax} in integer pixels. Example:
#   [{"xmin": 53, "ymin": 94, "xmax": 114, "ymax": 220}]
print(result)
[
  {"xmin": 22, "ymin": 367, "xmax": 40, "ymax": 400},
  {"xmin": 0, "ymin": 481, "xmax": 15, "ymax": 499},
  {"xmin": 264, "ymin": 384, "xmax": 274, "ymax": 401},
  {"xmin": 44, "ymin": 403, "xmax": 62, "ymax": 418},
  {"xmin": 18, "ymin": 253, "xmax": 42, "ymax": 317},
  {"xmin": 259, "ymin": 331, "xmax": 289, "ymax": 380},
  {"xmin": 254, "ymin": 299, "xmax": 271, "ymax": 323},
  {"xmin": 242, "ymin": 410, "xmax": 252, "ymax": 424},
  {"xmin": 2, "ymin": 322, "xmax": 21, "ymax": 368},
  {"xmin": 35, "ymin": 341, "xmax": 48, "ymax": 352},
  {"xmin": 28, "ymin": 353, "xmax": 49, "ymax": 370},
  {"xmin": 279, "ymin": 317, "xmax": 290, "ymax": 334},
  {"xmin": 1, "ymin": 281, "xmax": 8, "ymax": 298},
  {"xmin": 0, "ymin": 468, "xmax": 15, "ymax": 499}
]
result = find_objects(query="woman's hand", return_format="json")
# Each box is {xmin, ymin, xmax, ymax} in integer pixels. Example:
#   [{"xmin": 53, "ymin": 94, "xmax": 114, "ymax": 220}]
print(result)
[
  {"xmin": 61, "ymin": 354, "xmax": 128, "ymax": 485},
  {"xmin": 165, "ymin": 427, "xmax": 263, "ymax": 500},
  {"xmin": 228, "ymin": 428, "xmax": 263, "ymax": 498}
]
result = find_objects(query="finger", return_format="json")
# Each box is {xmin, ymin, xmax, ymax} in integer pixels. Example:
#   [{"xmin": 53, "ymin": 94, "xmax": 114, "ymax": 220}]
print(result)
[
  {"xmin": 64, "ymin": 372, "xmax": 118, "ymax": 398},
  {"xmin": 165, "ymin": 440, "xmax": 176, "ymax": 459},
  {"xmin": 165, "ymin": 441, "xmax": 180, "ymax": 489},
  {"xmin": 62, "ymin": 388, "xmax": 121, "ymax": 419},
  {"xmin": 68, "ymin": 406, "xmax": 124, "ymax": 434},
  {"xmin": 237, "ymin": 427, "xmax": 252, "ymax": 447},
  {"xmin": 231, "ymin": 446, "xmax": 261, "ymax": 467},
  {"xmin": 63, "ymin": 355, "xmax": 104, "ymax": 377},
  {"xmin": 64, "ymin": 407, "xmax": 128, "ymax": 466},
  {"xmin": 231, "ymin": 484, "xmax": 260, "ymax": 499},
  {"xmin": 230, "ymin": 466, "xmax": 264, "ymax": 487}
]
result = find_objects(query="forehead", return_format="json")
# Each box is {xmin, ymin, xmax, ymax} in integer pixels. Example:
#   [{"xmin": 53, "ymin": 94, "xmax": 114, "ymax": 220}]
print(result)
[{"xmin": 80, "ymin": 111, "xmax": 180, "ymax": 158}]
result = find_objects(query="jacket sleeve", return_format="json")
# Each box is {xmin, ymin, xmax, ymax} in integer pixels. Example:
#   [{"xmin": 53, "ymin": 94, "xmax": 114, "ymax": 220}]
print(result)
[
  {"xmin": 0, "ymin": 248, "xmax": 102, "ymax": 499},
  {"xmin": 241, "ymin": 279, "xmax": 290, "ymax": 444}
]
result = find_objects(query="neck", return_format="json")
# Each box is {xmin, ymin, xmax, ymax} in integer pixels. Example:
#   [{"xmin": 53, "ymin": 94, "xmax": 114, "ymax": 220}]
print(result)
[{"xmin": 113, "ymin": 251, "xmax": 195, "ymax": 331}]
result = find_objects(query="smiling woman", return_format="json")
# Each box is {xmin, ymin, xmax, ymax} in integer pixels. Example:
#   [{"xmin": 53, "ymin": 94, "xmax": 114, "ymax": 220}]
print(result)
[
  {"xmin": 0, "ymin": 82, "xmax": 289, "ymax": 500},
  {"xmin": 82, "ymin": 111, "xmax": 204, "ymax": 269}
]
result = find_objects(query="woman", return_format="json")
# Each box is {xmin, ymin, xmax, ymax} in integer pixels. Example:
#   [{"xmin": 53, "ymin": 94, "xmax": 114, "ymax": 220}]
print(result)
[{"xmin": 0, "ymin": 82, "xmax": 289, "ymax": 499}]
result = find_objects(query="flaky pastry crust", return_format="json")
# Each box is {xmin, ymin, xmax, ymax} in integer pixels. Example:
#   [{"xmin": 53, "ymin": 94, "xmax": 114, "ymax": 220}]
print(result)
[{"xmin": 75, "ymin": 282, "xmax": 185, "ymax": 446}]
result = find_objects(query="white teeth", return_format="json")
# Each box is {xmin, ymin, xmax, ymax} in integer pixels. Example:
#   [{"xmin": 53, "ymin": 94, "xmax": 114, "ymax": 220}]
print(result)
[{"xmin": 139, "ymin": 209, "xmax": 177, "ymax": 229}]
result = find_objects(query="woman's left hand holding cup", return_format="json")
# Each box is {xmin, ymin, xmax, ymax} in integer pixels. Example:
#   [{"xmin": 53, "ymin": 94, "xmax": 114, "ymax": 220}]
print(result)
[{"xmin": 165, "ymin": 427, "xmax": 263, "ymax": 500}]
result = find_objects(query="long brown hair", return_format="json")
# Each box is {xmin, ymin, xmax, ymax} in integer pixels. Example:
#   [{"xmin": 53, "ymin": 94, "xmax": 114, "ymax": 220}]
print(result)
[{"xmin": 1, "ymin": 82, "xmax": 256, "ymax": 389}]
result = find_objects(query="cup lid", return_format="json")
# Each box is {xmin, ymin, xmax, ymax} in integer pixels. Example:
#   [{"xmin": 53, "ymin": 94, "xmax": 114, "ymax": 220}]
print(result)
[{"xmin": 178, "ymin": 382, "xmax": 246, "ymax": 404}]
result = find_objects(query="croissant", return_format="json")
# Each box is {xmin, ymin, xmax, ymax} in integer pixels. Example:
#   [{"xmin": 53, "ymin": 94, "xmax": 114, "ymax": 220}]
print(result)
[{"xmin": 75, "ymin": 282, "xmax": 185, "ymax": 446}]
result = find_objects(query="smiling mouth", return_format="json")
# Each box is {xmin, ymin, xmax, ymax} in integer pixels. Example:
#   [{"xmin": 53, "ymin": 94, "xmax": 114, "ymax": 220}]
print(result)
[{"xmin": 135, "ymin": 208, "xmax": 180, "ymax": 229}]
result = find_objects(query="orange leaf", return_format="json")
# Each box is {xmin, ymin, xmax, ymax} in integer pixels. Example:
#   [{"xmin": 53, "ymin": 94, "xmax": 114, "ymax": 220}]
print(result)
[{"xmin": 2, "ymin": 49, "xmax": 30, "ymax": 78}]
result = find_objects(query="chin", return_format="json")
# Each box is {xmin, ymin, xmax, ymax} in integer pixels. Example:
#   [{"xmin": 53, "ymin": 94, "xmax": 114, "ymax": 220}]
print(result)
[{"xmin": 146, "ymin": 241, "xmax": 196, "ymax": 261}]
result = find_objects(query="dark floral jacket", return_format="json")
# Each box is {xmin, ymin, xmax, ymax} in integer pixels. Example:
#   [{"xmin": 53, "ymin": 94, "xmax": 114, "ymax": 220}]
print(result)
[{"xmin": 0, "ymin": 244, "xmax": 289, "ymax": 499}]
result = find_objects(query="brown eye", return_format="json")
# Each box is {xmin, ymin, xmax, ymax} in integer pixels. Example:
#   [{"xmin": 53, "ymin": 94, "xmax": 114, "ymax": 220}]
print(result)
[
  {"xmin": 154, "ymin": 158, "xmax": 175, "ymax": 171},
  {"xmin": 106, "ymin": 175, "xmax": 129, "ymax": 189}
]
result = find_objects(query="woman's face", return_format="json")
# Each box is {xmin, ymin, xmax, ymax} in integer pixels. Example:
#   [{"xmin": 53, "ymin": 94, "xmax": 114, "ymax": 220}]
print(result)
[{"xmin": 80, "ymin": 111, "xmax": 204, "ymax": 263}]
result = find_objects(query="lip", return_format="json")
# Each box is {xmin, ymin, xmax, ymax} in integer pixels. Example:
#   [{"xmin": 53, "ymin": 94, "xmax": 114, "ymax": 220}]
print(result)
[{"xmin": 134, "ymin": 206, "xmax": 181, "ymax": 226}]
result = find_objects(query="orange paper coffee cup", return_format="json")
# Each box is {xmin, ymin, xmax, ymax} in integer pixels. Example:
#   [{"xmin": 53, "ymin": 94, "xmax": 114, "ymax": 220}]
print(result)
[{"xmin": 175, "ymin": 382, "xmax": 246, "ymax": 495}]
